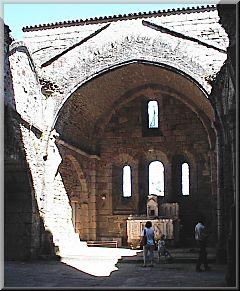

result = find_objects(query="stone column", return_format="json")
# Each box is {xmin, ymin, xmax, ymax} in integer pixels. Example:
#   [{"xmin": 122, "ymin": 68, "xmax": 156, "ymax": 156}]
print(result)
[{"xmin": 165, "ymin": 161, "xmax": 173, "ymax": 202}]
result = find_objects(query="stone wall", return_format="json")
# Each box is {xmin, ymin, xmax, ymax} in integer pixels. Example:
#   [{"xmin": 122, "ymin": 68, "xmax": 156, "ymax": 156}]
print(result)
[
  {"xmin": 96, "ymin": 92, "xmax": 213, "ymax": 245},
  {"xmin": 4, "ymin": 26, "xmax": 82, "ymax": 258},
  {"xmin": 56, "ymin": 140, "xmax": 98, "ymax": 241},
  {"xmin": 211, "ymin": 4, "xmax": 237, "ymax": 286},
  {"xmin": 4, "ymin": 25, "xmax": 43, "ymax": 259},
  {"xmin": 22, "ymin": 7, "xmax": 228, "ymax": 128},
  {"xmin": 4, "ymin": 5, "xmax": 232, "ymax": 259}
]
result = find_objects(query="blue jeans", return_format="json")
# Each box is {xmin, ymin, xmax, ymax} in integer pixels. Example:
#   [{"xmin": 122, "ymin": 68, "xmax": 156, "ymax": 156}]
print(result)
[{"xmin": 143, "ymin": 244, "xmax": 155, "ymax": 265}]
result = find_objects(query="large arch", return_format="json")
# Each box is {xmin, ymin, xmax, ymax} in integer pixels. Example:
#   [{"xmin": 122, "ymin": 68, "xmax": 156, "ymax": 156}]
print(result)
[
  {"xmin": 53, "ymin": 61, "xmax": 216, "ymax": 155},
  {"xmin": 59, "ymin": 154, "xmax": 90, "ymax": 240},
  {"xmin": 51, "ymin": 59, "xmax": 218, "ymax": 245}
]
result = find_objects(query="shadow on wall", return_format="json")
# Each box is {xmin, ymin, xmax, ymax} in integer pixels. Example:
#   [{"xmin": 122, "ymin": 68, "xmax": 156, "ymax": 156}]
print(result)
[
  {"xmin": 39, "ymin": 224, "xmax": 60, "ymax": 260},
  {"xmin": 4, "ymin": 154, "xmax": 60, "ymax": 261},
  {"xmin": 4, "ymin": 25, "xmax": 60, "ymax": 261}
]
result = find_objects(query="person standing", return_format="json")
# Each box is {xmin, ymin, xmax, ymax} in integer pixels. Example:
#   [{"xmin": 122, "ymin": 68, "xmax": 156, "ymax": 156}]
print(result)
[
  {"xmin": 195, "ymin": 215, "xmax": 211, "ymax": 272},
  {"xmin": 142, "ymin": 221, "xmax": 155, "ymax": 267}
]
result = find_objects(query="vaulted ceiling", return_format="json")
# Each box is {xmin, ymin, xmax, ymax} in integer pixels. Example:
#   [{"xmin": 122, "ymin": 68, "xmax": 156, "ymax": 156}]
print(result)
[{"xmin": 55, "ymin": 61, "xmax": 215, "ymax": 155}]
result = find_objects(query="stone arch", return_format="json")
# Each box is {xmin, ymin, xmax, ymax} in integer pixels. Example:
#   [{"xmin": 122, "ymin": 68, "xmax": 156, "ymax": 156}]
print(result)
[
  {"xmin": 47, "ymin": 23, "xmax": 221, "ymax": 248},
  {"xmin": 169, "ymin": 149, "xmax": 198, "ymax": 198},
  {"xmin": 53, "ymin": 61, "xmax": 217, "ymax": 157},
  {"xmin": 53, "ymin": 60, "xmax": 212, "ymax": 126},
  {"xmin": 111, "ymin": 152, "xmax": 138, "ymax": 167},
  {"xmin": 95, "ymin": 75, "xmax": 215, "ymax": 150},
  {"xmin": 59, "ymin": 154, "xmax": 90, "ymax": 240},
  {"xmin": 64, "ymin": 154, "xmax": 88, "ymax": 194},
  {"xmin": 49, "ymin": 21, "xmax": 226, "ymax": 110},
  {"xmin": 143, "ymin": 148, "xmax": 169, "ymax": 164},
  {"xmin": 142, "ymin": 149, "xmax": 170, "ymax": 202}
]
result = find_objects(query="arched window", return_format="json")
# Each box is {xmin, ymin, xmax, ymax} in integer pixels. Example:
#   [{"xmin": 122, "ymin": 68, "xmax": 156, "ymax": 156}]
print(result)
[
  {"xmin": 148, "ymin": 101, "xmax": 159, "ymax": 128},
  {"xmin": 149, "ymin": 161, "xmax": 164, "ymax": 196},
  {"xmin": 123, "ymin": 165, "xmax": 132, "ymax": 197},
  {"xmin": 182, "ymin": 162, "xmax": 190, "ymax": 195}
]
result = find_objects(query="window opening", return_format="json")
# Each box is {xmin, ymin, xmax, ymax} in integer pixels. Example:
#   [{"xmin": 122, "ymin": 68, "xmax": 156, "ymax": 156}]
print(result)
[
  {"xmin": 149, "ymin": 161, "xmax": 164, "ymax": 196},
  {"xmin": 148, "ymin": 100, "xmax": 159, "ymax": 128},
  {"xmin": 182, "ymin": 162, "xmax": 190, "ymax": 195},
  {"xmin": 123, "ymin": 165, "xmax": 132, "ymax": 197}
]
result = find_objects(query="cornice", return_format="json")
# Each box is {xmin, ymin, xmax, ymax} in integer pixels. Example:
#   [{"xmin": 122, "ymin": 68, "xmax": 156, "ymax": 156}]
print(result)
[{"xmin": 22, "ymin": 5, "xmax": 216, "ymax": 32}]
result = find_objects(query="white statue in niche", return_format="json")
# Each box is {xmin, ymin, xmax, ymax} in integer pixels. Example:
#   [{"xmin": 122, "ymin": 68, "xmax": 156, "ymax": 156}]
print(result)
[{"xmin": 147, "ymin": 194, "xmax": 158, "ymax": 218}]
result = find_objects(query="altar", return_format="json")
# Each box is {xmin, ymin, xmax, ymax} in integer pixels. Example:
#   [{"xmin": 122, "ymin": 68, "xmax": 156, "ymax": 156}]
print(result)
[{"xmin": 126, "ymin": 195, "xmax": 180, "ymax": 249}]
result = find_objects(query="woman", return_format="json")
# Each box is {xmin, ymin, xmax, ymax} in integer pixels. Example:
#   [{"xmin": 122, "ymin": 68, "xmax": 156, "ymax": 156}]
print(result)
[{"xmin": 141, "ymin": 221, "xmax": 155, "ymax": 267}]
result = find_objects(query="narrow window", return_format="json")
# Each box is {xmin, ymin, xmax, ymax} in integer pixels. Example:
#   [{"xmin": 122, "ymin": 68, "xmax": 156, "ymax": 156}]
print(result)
[
  {"xmin": 148, "ymin": 101, "xmax": 159, "ymax": 128},
  {"xmin": 182, "ymin": 163, "xmax": 190, "ymax": 195},
  {"xmin": 123, "ymin": 165, "xmax": 132, "ymax": 197},
  {"xmin": 149, "ymin": 161, "xmax": 164, "ymax": 196}
]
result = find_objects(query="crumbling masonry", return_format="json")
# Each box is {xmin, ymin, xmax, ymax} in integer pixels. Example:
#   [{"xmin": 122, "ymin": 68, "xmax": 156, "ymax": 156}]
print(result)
[{"xmin": 4, "ymin": 4, "xmax": 236, "ymax": 286}]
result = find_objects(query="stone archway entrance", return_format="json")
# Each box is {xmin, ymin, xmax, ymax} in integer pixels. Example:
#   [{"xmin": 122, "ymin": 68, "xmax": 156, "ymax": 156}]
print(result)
[{"xmin": 53, "ymin": 61, "xmax": 217, "ymax": 247}]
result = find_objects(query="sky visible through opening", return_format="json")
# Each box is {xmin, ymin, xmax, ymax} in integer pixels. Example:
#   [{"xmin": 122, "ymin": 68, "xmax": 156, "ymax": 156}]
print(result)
[
  {"xmin": 2, "ymin": 2, "xmax": 215, "ymax": 40},
  {"xmin": 182, "ymin": 162, "xmax": 190, "ymax": 195},
  {"xmin": 149, "ymin": 161, "xmax": 164, "ymax": 196},
  {"xmin": 148, "ymin": 100, "xmax": 159, "ymax": 128}
]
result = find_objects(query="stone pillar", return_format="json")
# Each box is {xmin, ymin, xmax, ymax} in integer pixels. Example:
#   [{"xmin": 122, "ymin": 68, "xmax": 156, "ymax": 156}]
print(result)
[
  {"xmin": 88, "ymin": 159, "xmax": 97, "ymax": 240},
  {"xmin": 165, "ymin": 162, "xmax": 173, "ymax": 202},
  {"xmin": 138, "ymin": 158, "xmax": 148, "ymax": 215}
]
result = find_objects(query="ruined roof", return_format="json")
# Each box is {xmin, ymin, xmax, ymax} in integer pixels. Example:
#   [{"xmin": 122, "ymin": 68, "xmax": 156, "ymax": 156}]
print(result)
[{"xmin": 22, "ymin": 4, "xmax": 216, "ymax": 32}]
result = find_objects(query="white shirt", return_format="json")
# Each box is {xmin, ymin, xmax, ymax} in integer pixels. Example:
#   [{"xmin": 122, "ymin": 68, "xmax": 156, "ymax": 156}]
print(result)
[{"xmin": 195, "ymin": 222, "xmax": 206, "ymax": 241}]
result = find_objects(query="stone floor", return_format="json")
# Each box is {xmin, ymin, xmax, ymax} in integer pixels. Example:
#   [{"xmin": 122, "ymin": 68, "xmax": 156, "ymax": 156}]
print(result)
[{"xmin": 2, "ymin": 247, "xmax": 232, "ymax": 289}]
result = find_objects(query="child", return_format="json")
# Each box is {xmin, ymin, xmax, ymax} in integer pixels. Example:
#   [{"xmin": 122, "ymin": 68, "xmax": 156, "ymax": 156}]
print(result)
[{"xmin": 157, "ymin": 234, "xmax": 173, "ymax": 262}]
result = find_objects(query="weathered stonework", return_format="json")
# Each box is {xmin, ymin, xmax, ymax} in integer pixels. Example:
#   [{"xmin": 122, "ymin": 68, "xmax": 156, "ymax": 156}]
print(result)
[
  {"xmin": 4, "ymin": 6, "xmax": 237, "ymax": 287},
  {"xmin": 208, "ymin": 4, "xmax": 237, "ymax": 286},
  {"xmin": 22, "ymin": 7, "xmax": 228, "ymax": 126}
]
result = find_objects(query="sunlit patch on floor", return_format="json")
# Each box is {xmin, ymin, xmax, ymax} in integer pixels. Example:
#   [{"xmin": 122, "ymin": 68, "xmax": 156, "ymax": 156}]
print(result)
[{"xmin": 59, "ymin": 246, "xmax": 141, "ymax": 277}]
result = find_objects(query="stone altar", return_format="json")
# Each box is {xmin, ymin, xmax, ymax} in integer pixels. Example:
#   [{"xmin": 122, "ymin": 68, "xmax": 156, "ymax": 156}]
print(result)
[{"xmin": 127, "ymin": 197, "xmax": 180, "ymax": 249}]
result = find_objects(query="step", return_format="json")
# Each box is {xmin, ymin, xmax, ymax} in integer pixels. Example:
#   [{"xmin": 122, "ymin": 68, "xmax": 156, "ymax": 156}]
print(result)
[
  {"xmin": 118, "ymin": 248, "xmax": 216, "ymax": 264},
  {"xmin": 118, "ymin": 256, "xmax": 216, "ymax": 264}
]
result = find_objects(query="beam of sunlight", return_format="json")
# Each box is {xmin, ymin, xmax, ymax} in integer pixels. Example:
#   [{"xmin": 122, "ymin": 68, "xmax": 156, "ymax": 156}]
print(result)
[{"xmin": 60, "ymin": 246, "xmax": 141, "ymax": 277}]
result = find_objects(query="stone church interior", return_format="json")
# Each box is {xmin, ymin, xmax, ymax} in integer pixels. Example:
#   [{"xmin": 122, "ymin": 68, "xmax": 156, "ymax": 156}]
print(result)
[{"xmin": 4, "ymin": 4, "xmax": 237, "ymax": 286}]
